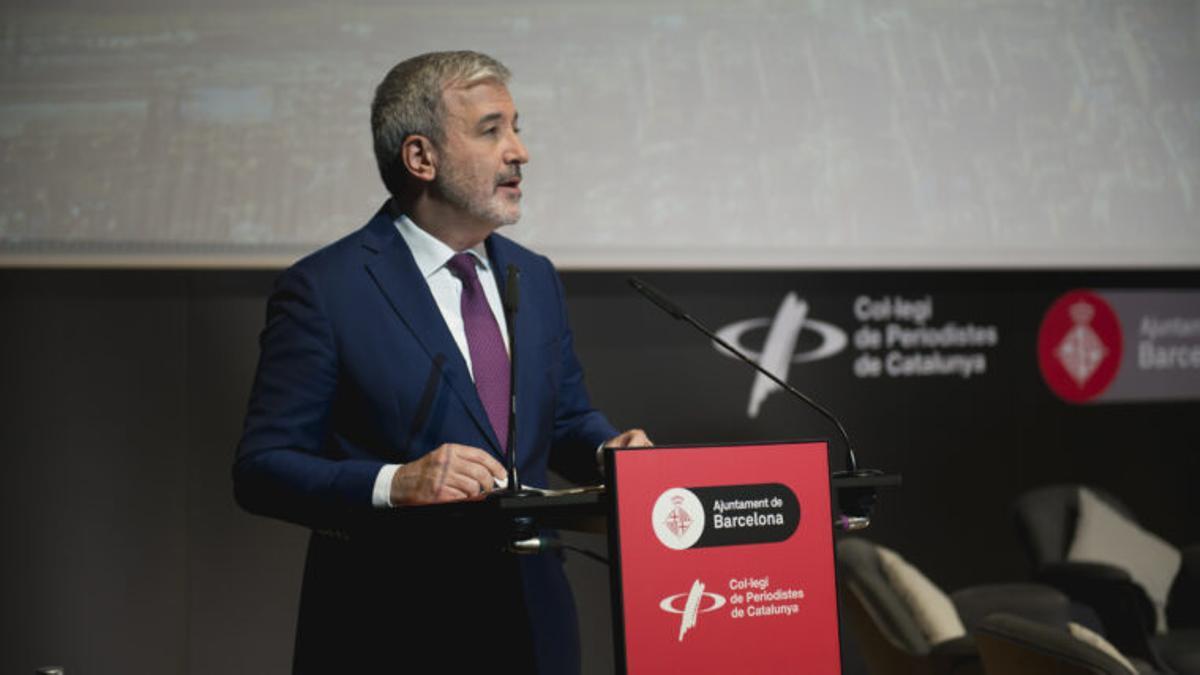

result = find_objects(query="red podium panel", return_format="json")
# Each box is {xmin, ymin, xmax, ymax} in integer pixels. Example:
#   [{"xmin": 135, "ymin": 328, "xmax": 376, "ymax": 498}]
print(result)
[{"xmin": 608, "ymin": 441, "xmax": 841, "ymax": 674}]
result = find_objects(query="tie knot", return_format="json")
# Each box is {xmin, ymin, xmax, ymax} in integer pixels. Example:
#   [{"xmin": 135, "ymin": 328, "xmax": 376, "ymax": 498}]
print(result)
[{"xmin": 446, "ymin": 252, "xmax": 480, "ymax": 282}]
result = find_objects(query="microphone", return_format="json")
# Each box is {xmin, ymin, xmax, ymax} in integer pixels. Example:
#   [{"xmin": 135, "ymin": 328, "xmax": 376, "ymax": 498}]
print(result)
[
  {"xmin": 628, "ymin": 276, "xmax": 687, "ymax": 320},
  {"xmin": 501, "ymin": 264, "xmax": 532, "ymax": 496},
  {"xmin": 627, "ymin": 276, "xmax": 877, "ymax": 478}
]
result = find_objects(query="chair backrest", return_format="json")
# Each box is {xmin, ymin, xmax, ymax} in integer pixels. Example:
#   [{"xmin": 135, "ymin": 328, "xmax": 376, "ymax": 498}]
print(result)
[
  {"xmin": 1012, "ymin": 484, "xmax": 1136, "ymax": 569},
  {"xmin": 837, "ymin": 537, "xmax": 933, "ymax": 655},
  {"xmin": 975, "ymin": 613, "xmax": 1142, "ymax": 675}
]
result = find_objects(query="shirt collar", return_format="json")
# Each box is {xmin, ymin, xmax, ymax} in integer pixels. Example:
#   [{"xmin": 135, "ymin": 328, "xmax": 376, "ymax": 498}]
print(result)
[{"xmin": 393, "ymin": 213, "xmax": 492, "ymax": 280}]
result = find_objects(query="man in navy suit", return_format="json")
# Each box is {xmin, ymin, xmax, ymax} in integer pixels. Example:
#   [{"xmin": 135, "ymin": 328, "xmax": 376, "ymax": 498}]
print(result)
[{"xmin": 233, "ymin": 51, "xmax": 649, "ymax": 673}]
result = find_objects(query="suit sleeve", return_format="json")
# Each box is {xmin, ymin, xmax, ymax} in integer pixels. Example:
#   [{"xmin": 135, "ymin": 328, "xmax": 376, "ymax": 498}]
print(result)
[
  {"xmin": 546, "ymin": 262, "xmax": 619, "ymax": 484},
  {"xmin": 233, "ymin": 265, "xmax": 385, "ymax": 529}
]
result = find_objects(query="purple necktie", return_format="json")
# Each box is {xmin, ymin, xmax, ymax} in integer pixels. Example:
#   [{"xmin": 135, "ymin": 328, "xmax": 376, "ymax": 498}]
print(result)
[{"xmin": 446, "ymin": 252, "xmax": 511, "ymax": 453}]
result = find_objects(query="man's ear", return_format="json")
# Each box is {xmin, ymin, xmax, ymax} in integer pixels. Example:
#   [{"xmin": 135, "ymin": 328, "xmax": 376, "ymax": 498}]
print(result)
[{"xmin": 401, "ymin": 134, "xmax": 437, "ymax": 183}]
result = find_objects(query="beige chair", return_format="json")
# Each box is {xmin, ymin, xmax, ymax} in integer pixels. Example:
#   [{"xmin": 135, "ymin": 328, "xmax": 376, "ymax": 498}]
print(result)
[
  {"xmin": 837, "ymin": 537, "xmax": 1070, "ymax": 675},
  {"xmin": 1012, "ymin": 484, "xmax": 1200, "ymax": 674}
]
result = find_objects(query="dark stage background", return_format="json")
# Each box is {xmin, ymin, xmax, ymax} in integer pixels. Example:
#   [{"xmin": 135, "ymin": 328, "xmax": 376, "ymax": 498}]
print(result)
[{"xmin": 1, "ymin": 267, "xmax": 1197, "ymax": 674}]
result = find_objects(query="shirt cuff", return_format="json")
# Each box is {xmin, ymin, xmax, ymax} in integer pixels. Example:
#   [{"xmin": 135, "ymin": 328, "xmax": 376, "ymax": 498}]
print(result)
[{"xmin": 373, "ymin": 464, "xmax": 402, "ymax": 508}]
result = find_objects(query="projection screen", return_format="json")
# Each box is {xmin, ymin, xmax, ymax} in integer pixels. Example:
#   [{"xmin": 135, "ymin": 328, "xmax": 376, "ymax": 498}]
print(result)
[{"xmin": 1, "ymin": 0, "xmax": 1198, "ymax": 268}]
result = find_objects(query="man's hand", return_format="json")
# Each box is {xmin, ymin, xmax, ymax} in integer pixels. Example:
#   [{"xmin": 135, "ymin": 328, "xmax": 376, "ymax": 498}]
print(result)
[
  {"xmin": 390, "ymin": 443, "xmax": 507, "ymax": 505},
  {"xmin": 604, "ymin": 428, "xmax": 653, "ymax": 449}
]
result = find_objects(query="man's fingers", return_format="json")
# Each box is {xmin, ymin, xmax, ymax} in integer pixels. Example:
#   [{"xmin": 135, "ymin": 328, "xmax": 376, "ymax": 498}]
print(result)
[
  {"xmin": 436, "ymin": 443, "xmax": 504, "ymax": 495},
  {"xmin": 449, "ymin": 444, "xmax": 508, "ymax": 480},
  {"xmin": 441, "ymin": 470, "xmax": 487, "ymax": 497},
  {"xmin": 605, "ymin": 428, "xmax": 652, "ymax": 448},
  {"xmin": 390, "ymin": 443, "xmax": 510, "ymax": 505},
  {"xmin": 461, "ymin": 460, "xmax": 499, "ymax": 494},
  {"xmin": 437, "ymin": 484, "xmax": 470, "ymax": 501},
  {"xmin": 622, "ymin": 429, "xmax": 651, "ymax": 446}
]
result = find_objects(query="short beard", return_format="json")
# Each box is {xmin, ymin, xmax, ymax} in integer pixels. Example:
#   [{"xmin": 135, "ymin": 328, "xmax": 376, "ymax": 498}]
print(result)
[{"xmin": 434, "ymin": 161, "xmax": 521, "ymax": 228}]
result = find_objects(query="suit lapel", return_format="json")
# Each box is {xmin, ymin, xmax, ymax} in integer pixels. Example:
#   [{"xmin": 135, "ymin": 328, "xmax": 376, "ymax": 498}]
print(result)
[{"xmin": 360, "ymin": 208, "xmax": 503, "ymax": 457}]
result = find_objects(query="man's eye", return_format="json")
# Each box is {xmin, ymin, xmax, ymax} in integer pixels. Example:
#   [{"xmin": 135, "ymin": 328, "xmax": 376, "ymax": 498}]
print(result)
[
  {"xmin": 483, "ymin": 127, "xmax": 498, "ymax": 135},
  {"xmin": 513, "ymin": 126, "xmax": 521, "ymax": 135}
]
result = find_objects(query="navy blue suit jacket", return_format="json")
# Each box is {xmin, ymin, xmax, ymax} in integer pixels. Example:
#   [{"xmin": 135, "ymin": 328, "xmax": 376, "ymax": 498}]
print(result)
[{"xmin": 234, "ymin": 203, "xmax": 617, "ymax": 673}]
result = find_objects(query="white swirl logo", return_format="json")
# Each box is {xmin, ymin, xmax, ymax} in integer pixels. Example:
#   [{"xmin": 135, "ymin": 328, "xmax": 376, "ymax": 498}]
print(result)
[
  {"xmin": 713, "ymin": 292, "xmax": 848, "ymax": 417},
  {"xmin": 660, "ymin": 579, "xmax": 727, "ymax": 641}
]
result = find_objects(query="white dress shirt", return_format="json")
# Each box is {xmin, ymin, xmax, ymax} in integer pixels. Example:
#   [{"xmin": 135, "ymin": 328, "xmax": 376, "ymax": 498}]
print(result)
[{"xmin": 371, "ymin": 214, "xmax": 510, "ymax": 507}]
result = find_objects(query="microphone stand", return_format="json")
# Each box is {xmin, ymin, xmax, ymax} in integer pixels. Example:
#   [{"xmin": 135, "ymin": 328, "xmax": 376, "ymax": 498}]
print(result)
[
  {"xmin": 496, "ymin": 265, "xmax": 539, "ymax": 556},
  {"xmin": 499, "ymin": 264, "xmax": 538, "ymax": 498},
  {"xmin": 627, "ymin": 277, "xmax": 887, "ymax": 523}
]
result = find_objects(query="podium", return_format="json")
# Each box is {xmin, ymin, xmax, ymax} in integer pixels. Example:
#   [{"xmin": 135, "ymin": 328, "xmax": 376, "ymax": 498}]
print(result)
[
  {"xmin": 607, "ymin": 441, "xmax": 853, "ymax": 674},
  {"xmin": 371, "ymin": 441, "xmax": 898, "ymax": 674}
]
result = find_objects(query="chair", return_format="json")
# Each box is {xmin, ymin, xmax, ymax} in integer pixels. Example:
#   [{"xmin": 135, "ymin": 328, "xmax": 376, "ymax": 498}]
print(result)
[
  {"xmin": 975, "ymin": 613, "xmax": 1160, "ymax": 675},
  {"xmin": 836, "ymin": 537, "xmax": 1071, "ymax": 675},
  {"xmin": 1012, "ymin": 485, "xmax": 1200, "ymax": 674}
]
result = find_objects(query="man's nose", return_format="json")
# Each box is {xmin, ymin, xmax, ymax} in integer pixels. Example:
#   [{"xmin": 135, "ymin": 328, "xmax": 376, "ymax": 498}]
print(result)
[{"xmin": 505, "ymin": 131, "xmax": 529, "ymax": 165}]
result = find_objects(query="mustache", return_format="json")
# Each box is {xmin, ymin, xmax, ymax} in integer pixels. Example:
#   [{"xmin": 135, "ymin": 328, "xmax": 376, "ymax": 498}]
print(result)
[{"xmin": 496, "ymin": 167, "xmax": 522, "ymax": 184}]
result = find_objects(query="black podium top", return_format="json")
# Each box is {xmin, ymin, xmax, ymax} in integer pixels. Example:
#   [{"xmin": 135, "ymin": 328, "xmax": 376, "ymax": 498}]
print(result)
[{"xmin": 356, "ymin": 473, "xmax": 900, "ymax": 536}]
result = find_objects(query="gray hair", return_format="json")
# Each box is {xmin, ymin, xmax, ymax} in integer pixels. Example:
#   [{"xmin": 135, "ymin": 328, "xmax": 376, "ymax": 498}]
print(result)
[{"xmin": 371, "ymin": 51, "xmax": 511, "ymax": 196}]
